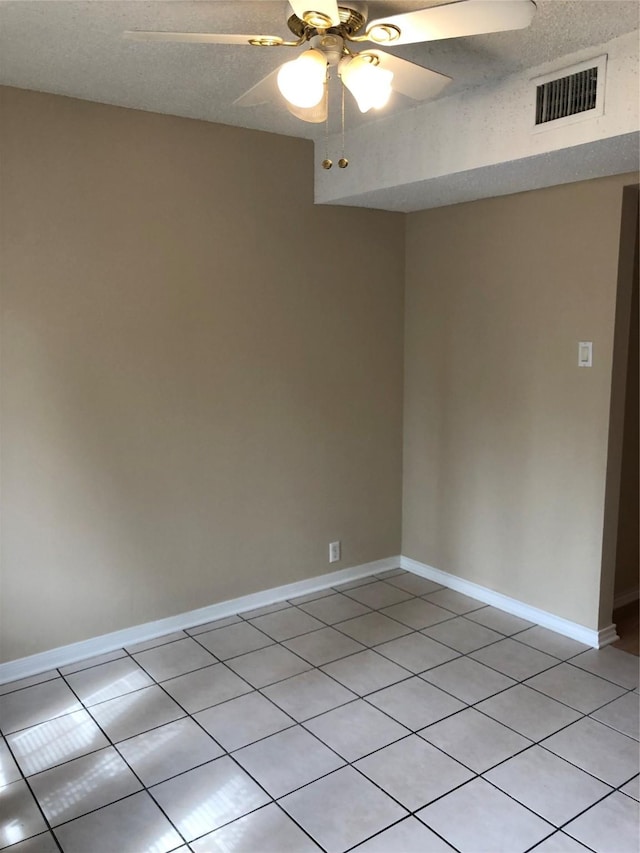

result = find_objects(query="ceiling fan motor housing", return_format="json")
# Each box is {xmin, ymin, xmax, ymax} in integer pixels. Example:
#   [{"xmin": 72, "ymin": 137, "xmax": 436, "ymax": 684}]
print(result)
[{"xmin": 287, "ymin": 6, "xmax": 366, "ymax": 40}]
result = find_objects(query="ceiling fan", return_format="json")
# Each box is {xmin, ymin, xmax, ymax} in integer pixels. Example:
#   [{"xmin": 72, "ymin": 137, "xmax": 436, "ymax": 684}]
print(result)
[{"xmin": 125, "ymin": 0, "xmax": 536, "ymax": 128}]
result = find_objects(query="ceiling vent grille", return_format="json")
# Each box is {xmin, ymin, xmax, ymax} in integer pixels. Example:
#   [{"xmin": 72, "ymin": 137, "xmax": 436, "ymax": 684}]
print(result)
[
  {"xmin": 535, "ymin": 67, "xmax": 598, "ymax": 125},
  {"xmin": 532, "ymin": 56, "xmax": 606, "ymax": 131}
]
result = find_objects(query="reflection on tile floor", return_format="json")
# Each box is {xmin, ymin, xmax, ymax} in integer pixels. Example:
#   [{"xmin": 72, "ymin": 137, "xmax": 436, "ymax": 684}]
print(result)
[{"xmin": 1, "ymin": 570, "xmax": 638, "ymax": 852}]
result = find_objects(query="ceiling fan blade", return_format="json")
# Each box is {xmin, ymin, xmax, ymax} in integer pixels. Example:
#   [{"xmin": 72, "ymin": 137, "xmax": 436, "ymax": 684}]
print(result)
[
  {"xmin": 124, "ymin": 31, "xmax": 284, "ymax": 45},
  {"xmin": 366, "ymin": 51, "xmax": 452, "ymax": 101},
  {"xmin": 233, "ymin": 68, "xmax": 281, "ymax": 107},
  {"xmin": 366, "ymin": 0, "xmax": 536, "ymax": 46},
  {"xmin": 288, "ymin": 0, "xmax": 340, "ymax": 27}
]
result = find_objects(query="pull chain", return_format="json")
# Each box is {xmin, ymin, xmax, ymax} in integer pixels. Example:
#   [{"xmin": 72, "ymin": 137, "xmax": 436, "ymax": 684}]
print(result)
[
  {"xmin": 321, "ymin": 73, "xmax": 332, "ymax": 170},
  {"xmin": 338, "ymin": 82, "xmax": 348, "ymax": 168}
]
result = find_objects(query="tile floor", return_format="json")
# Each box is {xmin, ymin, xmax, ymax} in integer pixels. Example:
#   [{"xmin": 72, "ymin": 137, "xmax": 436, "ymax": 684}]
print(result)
[{"xmin": 1, "ymin": 569, "xmax": 638, "ymax": 853}]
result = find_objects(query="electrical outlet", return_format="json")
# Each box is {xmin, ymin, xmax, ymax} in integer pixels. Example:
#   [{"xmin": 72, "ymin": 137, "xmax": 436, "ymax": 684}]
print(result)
[{"xmin": 329, "ymin": 541, "xmax": 341, "ymax": 563}]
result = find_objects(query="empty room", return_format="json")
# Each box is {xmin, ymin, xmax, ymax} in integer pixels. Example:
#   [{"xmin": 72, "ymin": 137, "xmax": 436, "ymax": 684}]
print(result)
[{"xmin": 0, "ymin": 1, "xmax": 638, "ymax": 852}]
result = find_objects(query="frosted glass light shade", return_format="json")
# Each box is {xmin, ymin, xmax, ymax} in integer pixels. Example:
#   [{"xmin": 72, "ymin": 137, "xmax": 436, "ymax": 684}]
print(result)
[
  {"xmin": 277, "ymin": 49, "xmax": 327, "ymax": 108},
  {"xmin": 340, "ymin": 54, "xmax": 393, "ymax": 112},
  {"xmin": 285, "ymin": 85, "xmax": 328, "ymax": 122}
]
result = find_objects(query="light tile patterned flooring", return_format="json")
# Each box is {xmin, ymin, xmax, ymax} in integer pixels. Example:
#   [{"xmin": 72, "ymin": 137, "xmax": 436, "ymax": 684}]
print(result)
[{"xmin": 1, "ymin": 568, "xmax": 638, "ymax": 853}]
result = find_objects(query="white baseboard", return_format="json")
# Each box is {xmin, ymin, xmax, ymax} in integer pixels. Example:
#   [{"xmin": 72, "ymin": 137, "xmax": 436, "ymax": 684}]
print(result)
[
  {"xmin": 614, "ymin": 587, "xmax": 640, "ymax": 609},
  {"xmin": 2, "ymin": 552, "xmax": 622, "ymax": 685},
  {"xmin": 400, "ymin": 556, "xmax": 616, "ymax": 649},
  {"xmin": 596, "ymin": 624, "xmax": 620, "ymax": 647},
  {"xmin": 0, "ymin": 555, "xmax": 401, "ymax": 685}
]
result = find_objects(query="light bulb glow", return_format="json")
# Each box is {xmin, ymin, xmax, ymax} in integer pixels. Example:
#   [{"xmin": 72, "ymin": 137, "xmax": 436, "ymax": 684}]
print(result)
[
  {"xmin": 339, "ymin": 54, "xmax": 393, "ymax": 113},
  {"xmin": 277, "ymin": 49, "xmax": 327, "ymax": 108},
  {"xmin": 285, "ymin": 84, "xmax": 328, "ymax": 123}
]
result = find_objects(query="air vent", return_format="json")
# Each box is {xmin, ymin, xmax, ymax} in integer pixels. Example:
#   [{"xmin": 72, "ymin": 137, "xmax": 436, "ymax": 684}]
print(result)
[
  {"xmin": 532, "ymin": 56, "xmax": 606, "ymax": 131},
  {"xmin": 536, "ymin": 67, "xmax": 598, "ymax": 124}
]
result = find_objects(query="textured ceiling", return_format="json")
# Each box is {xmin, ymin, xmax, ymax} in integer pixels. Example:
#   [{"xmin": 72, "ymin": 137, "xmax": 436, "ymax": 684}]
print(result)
[{"xmin": 0, "ymin": 0, "xmax": 638, "ymax": 141}]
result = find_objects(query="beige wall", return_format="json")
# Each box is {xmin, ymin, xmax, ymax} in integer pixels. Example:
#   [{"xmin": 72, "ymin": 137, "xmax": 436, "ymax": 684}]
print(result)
[
  {"xmin": 0, "ymin": 87, "xmax": 405, "ymax": 663},
  {"xmin": 1, "ymin": 85, "xmax": 635, "ymax": 664},
  {"xmin": 403, "ymin": 173, "xmax": 638, "ymax": 630}
]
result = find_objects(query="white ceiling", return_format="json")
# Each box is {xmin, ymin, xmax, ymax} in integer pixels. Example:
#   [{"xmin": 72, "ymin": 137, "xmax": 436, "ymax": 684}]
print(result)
[{"xmin": 1, "ymin": 0, "xmax": 638, "ymax": 141}]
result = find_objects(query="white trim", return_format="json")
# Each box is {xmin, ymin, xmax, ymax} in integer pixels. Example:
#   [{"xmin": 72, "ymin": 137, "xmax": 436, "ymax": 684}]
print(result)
[
  {"xmin": 597, "ymin": 624, "xmax": 620, "ymax": 648},
  {"xmin": 400, "ymin": 556, "xmax": 613, "ymax": 649},
  {"xmin": 0, "ymin": 556, "xmax": 400, "ymax": 685},
  {"xmin": 3, "ymin": 552, "xmax": 624, "ymax": 684},
  {"xmin": 614, "ymin": 587, "xmax": 640, "ymax": 609}
]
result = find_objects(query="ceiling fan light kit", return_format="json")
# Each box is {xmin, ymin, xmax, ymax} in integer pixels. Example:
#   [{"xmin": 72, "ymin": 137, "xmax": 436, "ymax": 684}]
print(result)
[
  {"xmin": 277, "ymin": 47, "xmax": 327, "ymax": 108},
  {"xmin": 339, "ymin": 53, "xmax": 394, "ymax": 113},
  {"xmin": 125, "ymin": 0, "xmax": 537, "ymax": 162}
]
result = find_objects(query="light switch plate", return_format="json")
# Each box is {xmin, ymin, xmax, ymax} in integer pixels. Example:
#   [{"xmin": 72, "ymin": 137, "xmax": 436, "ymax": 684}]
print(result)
[{"xmin": 578, "ymin": 341, "xmax": 593, "ymax": 367}]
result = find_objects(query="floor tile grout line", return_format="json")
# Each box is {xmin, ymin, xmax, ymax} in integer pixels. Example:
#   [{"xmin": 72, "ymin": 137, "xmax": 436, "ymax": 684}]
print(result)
[
  {"xmin": 0, "ymin": 829, "xmax": 63, "ymax": 853},
  {"xmin": 0, "ymin": 672, "xmax": 61, "ymax": 699},
  {"xmin": 336, "ymin": 577, "xmax": 417, "ymax": 604},
  {"xmin": 50, "ymin": 789, "xmax": 179, "ymax": 847},
  {"xmin": 8, "ymin": 716, "xmax": 638, "ymax": 846},
  {"xmin": 51, "ymin": 667, "xmax": 192, "ymax": 849},
  {"xmin": 114, "ymin": 641, "xmax": 343, "ymax": 853},
  {"xmin": 56, "ymin": 650, "xmax": 128, "ymax": 678},
  {"xmin": 220, "ymin": 593, "xmax": 443, "ymax": 689},
  {"xmin": 118, "ymin": 624, "xmax": 493, "ymax": 843},
  {"xmin": 0, "ymin": 584, "xmax": 553, "ymax": 698},
  {"xmin": 535, "ymin": 782, "xmax": 635, "ymax": 842},
  {"xmin": 524, "ymin": 827, "xmax": 600, "ymax": 853},
  {"xmin": 509, "ymin": 633, "xmax": 591, "ymax": 661},
  {"xmin": 462, "ymin": 613, "xmax": 537, "ymax": 634},
  {"xmin": 288, "ymin": 591, "xmax": 474, "ymax": 662},
  {"xmin": 527, "ymin": 823, "xmax": 596, "ymax": 853},
  {"xmin": 272, "ymin": 800, "xmax": 333, "ymax": 853},
  {"xmin": 343, "ymin": 812, "xmax": 464, "ymax": 853},
  {"xmin": 563, "ymin": 658, "xmax": 640, "ymax": 691},
  {"xmin": 448, "ymin": 652, "xmax": 570, "ymax": 689},
  {"xmin": 426, "ymin": 640, "xmax": 639, "ymax": 717},
  {"xmin": 196, "ymin": 596, "xmax": 403, "ymax": 663},
  {"xmin": 2, "ymin": 625, "xmax": 613, "ymax": 783},
  {"xmin": 1, "ymin": 633, "xmax": 633, "ymax": 844},
  {"xmin": 0, "ymin": 736, "xmax": 66, "ymax": 852},
  {"xmin": 0, "ymin": 580, "xmax": 632, "ymax": 694},
  {"xmin": 5, "ymin": 623, "xmax": 633, "ymax": 779},
  {"xmin": 474, "ymin": 757, "xmax": 608, "ymax": 838},
  {"xmin": 3, "ymin": 696, "xmax": 149, "ymax": 847},
  {"xmin": 469, "ymin": 697, "xmax": 588, "ymax": 745},
  {"xmin": 240, "ymin": 591, "xmax": 419, "ymax": 640},
  {"xmin": 535, "ymin": 738, "xmax": 639, "ymax": 789},
  {"xmin": 407, "ymin": 662, "xmax": 640, "ymax": 790},
  {"xmin": 211, "ymin": 632, "xmax": 617, "ymax": 836},
  {"xmin": 47, "ymin": 650, "xmax": 301, "ymax": 849},
  {"xmin": 54, "ymin": 649, "xmax": 263, "ymax": 846},
  {"xmin": 287, "ymin": 587, "xmax": 338, "ymax": 606},
  {"xmin": 229, "ymin": 593, "xmax": 486, "ymax": 670},
  {"xmin": 467, "ymin": 641, "xmax": 565, "ymax": 670},
  {"xmin": 80, "ymin": 635, "xmax": 635, "ymax": 811},
  {"xmin": 182, "ymin": 795, "xmax": 330, "ymax": 853},
  {"xmin": 184, "ymin": 632, "xmax": 276, "ymax": 666},
  {"xmin": 461, "ymin": 692, "xmax": 640, "ymax": 797},
  {"xmin": 518, "ymin": 676, "xmax": 637, "ymax": 718},
  {"xmin": 295, "ymin": 598, "xmax": 374, "ymax": 623},
  {"xmin": 5, "ymin": 586, "xmax": 637, "ymax": 852},
  {"xmin": 277, "ymin": 732, "xmax": 580, "ymax": 853},
  {"xmin": 132, "ymin": 655, "xmax": 337, "ymax": 853},
  {"xmin": 184, "ymin": 616, "xmax": 242, "ymax": 638},
  {"xmin": 586, "ymin": 700, "xmax": 640, "ymax": 743},
  {"xmin": 120, "ymin": 643, "xmax": 299, "ymax": 746},
  {"xmin": 418, "ymin": 626, "xmax": 525, "ymax": 657}
]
